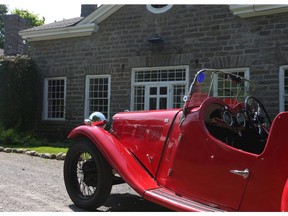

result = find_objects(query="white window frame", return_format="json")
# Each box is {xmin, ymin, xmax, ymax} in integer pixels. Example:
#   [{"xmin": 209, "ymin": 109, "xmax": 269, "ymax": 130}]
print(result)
[
  {"xmin": 43, "ymin": 77, "xmax": 67, "ymax": 121},
  {"xmin": 221, "ymin": 67, "xmax": 250, "ymax": 80},
  {"xmin": 215, "ymin": 67, "xmax": 250, "ymax": 98},
  {"xmin": 279, "ymin": 65, "xmax": 288, "ymax": 112},
  {"xmin": 84, "ymin": 75, "xmax": 111, "ymax": 120},
  {"xmin": 131, "ymin": 65, "xmax": 189, "ymax": 111},
  {"xmin": 146, "ymin": 84, "xmax": 170, "ymax": 110}
]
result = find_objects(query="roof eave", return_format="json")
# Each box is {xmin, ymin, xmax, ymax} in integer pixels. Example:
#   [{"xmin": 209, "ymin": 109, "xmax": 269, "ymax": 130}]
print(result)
[
  {"xmin": 230, "ymin": 5, "xmax": 288, "ymax": 18},
  {"xmin": 19, "ymin": 23, "xmax": 99, "ymax": 42}
]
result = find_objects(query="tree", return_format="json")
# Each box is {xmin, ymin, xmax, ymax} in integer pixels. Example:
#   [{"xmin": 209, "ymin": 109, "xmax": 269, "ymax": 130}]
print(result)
[
  {"xmin": 0, "ymin": 5, "xmax": 45, "ymax": 49},
  {"xmin": 12, "ymin": 8, "xmax": 45, "ymax": 27},
  {"xmin": 0, "ymin": 4, "xmax": 8, "ymax": 48},
  {"xmin": 0, "ymin": 55, "xmax": 39, "ymax": 131}
]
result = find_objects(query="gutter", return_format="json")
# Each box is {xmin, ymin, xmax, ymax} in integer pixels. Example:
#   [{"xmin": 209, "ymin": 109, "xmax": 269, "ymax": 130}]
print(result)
[
  {"xmin": 230, "ymin": 5, "xmax": 288, "ymax": 18},
  {"xmin": 19, "ymin": 23, "xmax": 99, "ymax": 42}
]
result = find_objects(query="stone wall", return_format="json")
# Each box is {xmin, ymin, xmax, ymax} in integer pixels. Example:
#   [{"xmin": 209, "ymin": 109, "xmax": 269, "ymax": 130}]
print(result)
[{"xmin": 27, "ymin": 5, "xmax": 288, "ymax": 138}]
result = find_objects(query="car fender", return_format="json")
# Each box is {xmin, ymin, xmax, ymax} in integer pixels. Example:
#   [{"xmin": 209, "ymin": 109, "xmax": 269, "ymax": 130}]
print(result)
[
  {"xmin": 67, "ymin": 125, "xmax": 158, "ymax": 196},
  {"xmin": 281, "ymin": 179, "xmax": 288, "ymax": 211}
]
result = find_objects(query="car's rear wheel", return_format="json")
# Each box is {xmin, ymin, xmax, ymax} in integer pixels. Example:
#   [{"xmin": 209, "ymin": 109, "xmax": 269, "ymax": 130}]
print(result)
[{"xmin": 64, "ymin": 138, "xmax": 112, "ymax": 210}]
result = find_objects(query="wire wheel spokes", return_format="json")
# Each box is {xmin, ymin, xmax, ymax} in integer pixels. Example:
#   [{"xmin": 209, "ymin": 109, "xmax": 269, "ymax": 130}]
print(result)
[
  {"xmin": 79, "ymin": 181, "xmax": 96, "ymax": 197},
  {"xmin": 76, "ymin": 152, "xmax": 98, "ymax": 198}
]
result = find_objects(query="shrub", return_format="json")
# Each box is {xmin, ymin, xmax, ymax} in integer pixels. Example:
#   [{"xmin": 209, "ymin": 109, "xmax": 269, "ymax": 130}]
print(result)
[
  {"xmin": 0, "ymin": 124, "xmax": 34, "ymax": 146},
  {"xmin": 0, "ymin": 55, "xmax": 39, "ymax": 131},
  {"xmin": 0, "ymin": 122, "xmax": 70, "ymax": 148}
]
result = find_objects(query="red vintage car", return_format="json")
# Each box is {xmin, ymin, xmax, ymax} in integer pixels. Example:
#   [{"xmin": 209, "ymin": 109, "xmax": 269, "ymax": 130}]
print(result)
[{"xmin": 64, "ymin": 69, "xmax": 288, "ymax": 211}]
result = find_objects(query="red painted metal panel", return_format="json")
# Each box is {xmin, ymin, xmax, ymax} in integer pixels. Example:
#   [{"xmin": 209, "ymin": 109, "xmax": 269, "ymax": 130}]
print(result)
[
  {"xmin": 281, "ymin": 179, "xmax": 288, "ymax": 211},
  {"xmin": 112, "ymin": 109, "xmax": 181, "ymax": 177},
  {"xmin": 68, "ymin": 126, "xmax": 158, "ymax": 196},
  {"xmin": 162, "ymin": 98, "xmax": 257, "ymax": 210},
  {"xmin": 240, "ymin": 112, "xmax": 288, "ymax": 211}
]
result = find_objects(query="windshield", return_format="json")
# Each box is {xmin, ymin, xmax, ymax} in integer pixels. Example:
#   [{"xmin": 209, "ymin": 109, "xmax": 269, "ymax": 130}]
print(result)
[{"xmin": 184, "ymin": 69, "xmax": 255, "ymax": 108}]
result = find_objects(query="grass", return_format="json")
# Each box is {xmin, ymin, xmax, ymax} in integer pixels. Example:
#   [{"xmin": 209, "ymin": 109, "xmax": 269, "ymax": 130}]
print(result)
[
  {"xmin": 0, "ymin": 126, "xmax": 70, "ymax": 154},
  {"xmin": 25, "ymin": 146, "xmax": 68, "ymax": 154},
  {"xmin": 1, "ymin": 144, "xmax": 68, "ymax": 154}
]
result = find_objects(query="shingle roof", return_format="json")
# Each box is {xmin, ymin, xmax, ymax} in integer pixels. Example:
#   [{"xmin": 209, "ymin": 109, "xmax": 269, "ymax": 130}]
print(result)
[
  {"xmin": 21, "ymin": 17, "xmax": 83, "ymax": 32},
  {"xmin": 19, "ymin": 5, "xmax": 124, "ymax": 41}
]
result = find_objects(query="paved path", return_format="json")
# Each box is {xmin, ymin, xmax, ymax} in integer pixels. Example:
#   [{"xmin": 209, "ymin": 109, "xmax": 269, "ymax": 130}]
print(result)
[{"xmin": 0, "ymin": 152, "xmax": 169, "ymax": 212}]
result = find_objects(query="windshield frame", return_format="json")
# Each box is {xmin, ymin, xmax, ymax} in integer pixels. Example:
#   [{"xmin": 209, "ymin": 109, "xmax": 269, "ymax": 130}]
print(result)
[{"xmin": 183, "ymin": 69, "xmax": 255, "ymax": 109}]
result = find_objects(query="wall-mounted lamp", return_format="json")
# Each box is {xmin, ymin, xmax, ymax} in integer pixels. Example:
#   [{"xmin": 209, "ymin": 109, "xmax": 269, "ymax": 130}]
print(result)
[{"xmin": 148, "ymin": 34, "xmax": 164, "ymax": 53}]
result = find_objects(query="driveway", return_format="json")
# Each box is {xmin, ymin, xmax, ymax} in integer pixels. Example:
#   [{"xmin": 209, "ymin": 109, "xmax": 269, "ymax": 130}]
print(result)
[{"xmin": 0, "ymin": 152, "xmax": 169, "ymax": 212}]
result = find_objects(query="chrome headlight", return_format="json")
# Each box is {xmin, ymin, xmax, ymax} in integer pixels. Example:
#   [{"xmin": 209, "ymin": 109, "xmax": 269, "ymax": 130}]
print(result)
[{"xmin": 84, "ymin": 112, "xmax": 107, "ymax": 128}]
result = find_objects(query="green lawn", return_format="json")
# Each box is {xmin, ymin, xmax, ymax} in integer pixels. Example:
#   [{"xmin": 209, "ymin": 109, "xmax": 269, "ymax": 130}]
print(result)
[
  {"xmin": 0, "ymin": 127, "xmax": 70, "ymax": 154},
  {"xmin": 1, "ymin": 145, "xmax": 68, "ymax": 154},
  {"xmin": 26, "ymin": 146, "xmax": 68, "ymax": 154}
]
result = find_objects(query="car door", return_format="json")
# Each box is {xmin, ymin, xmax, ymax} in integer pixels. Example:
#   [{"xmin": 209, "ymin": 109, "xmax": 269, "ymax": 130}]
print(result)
[{"xmin": 165, "ymin": 115, "xmax": 257, "ymax": 210}]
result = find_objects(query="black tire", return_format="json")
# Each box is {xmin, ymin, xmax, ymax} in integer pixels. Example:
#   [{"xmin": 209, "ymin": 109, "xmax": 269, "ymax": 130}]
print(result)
[{"xmin": 64, "ymin": 138, "xmax": 112, "ymax": 210}]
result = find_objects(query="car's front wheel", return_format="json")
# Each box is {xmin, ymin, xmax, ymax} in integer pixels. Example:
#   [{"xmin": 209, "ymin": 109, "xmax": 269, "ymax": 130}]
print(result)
[{"xmin": 64, "ymin": 138, "xmax": 112, "ymax": 210}]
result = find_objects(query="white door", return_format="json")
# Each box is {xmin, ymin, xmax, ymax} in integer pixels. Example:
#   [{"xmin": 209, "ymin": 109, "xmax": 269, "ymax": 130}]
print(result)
[{"xmin": 146, "ymin": 85, "xmax": 169, "ymax": 110}]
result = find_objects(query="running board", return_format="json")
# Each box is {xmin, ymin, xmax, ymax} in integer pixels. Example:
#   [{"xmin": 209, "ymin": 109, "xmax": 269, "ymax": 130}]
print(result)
[{"xmin": 144, "ymin": 188, "xmax": 225, "ymax": 212}]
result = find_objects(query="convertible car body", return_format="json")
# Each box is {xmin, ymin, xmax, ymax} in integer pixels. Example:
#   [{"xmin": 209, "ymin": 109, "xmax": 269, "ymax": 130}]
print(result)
[{"xmin": 64, "ymin": 69, "xmax": 288, "ymax": 211}]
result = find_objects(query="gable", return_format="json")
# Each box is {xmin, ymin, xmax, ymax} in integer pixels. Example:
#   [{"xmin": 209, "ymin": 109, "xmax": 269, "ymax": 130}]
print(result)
[{"xmin": 19, "ymin": 4, "xmax": 288, "ymax": 42}]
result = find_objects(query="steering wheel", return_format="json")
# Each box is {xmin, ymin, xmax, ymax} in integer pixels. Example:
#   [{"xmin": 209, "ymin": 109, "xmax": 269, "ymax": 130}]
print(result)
[{"xmin": 245, "ymin": 96, "xmax": 272, "ymax": 139}]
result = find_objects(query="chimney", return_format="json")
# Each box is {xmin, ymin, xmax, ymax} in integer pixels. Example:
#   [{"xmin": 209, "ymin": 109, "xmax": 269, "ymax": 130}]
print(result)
[
  {"xmin": 4, "ymin": 14, "xmax": 31, "ymax": 55},
  {"xmin": 81, "ymin": 4, "xmax": 97, "ymax": 17}
]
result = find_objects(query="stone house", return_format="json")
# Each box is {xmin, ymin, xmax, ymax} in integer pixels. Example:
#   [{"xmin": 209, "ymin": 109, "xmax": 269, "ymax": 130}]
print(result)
[{"xmin": 19, "ymin": 4, "xmax": 288, "ymax": 138}]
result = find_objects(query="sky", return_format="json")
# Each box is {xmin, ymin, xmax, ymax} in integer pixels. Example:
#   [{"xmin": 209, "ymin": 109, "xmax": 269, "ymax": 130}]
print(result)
[
  {"xmin": 2, "ymin": 0, "xmax": 102, "ymax": 24},
  {"xmin": 2, "ymin": 0, "xmax": 284, "ymax": 24}
]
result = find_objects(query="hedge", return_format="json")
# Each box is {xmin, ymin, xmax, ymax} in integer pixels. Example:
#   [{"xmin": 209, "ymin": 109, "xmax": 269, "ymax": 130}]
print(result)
[{"xmin": 0, "ymin": 55, "xmax": 39, "ymax": 131}]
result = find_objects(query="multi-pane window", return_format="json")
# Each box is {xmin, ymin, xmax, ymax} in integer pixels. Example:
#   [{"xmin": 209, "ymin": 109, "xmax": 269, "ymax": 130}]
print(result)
[
  {"xmin": 134, "ymin": 67, "xmax": 186, "ymax": 82},
  {"xmin": 85, "ymin": 75, "xmax": 111, "ymax": 119},
  {"xmin": 279, "ymin": 66, "xmax": 288, "ymax": 112},
  {"xmin": 43, "ymin": 77, "xmax": 66, "ymax": 120},
  {"xmin": 215, "ymin": 68, "xmax": 250, "ymax": 102},
  {"xmin": 148, "ymin": 85, "xmax": 169, "ymax": 110},
  {"xmin": 134, "ymin": 86, "xmax": 145, "ymax": 110},
  {"xmin": 173, "ymin": 85, "xmax": 186, "ymax": 108},
  {"xmin": 131, "ymin": 66, "xmax": 189, "ymax": 111}
]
